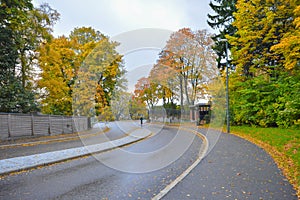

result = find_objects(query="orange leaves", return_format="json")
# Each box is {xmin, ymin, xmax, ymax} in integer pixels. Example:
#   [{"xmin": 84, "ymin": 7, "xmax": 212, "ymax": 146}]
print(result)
[{"xmin": 134, "ymin": 77, "xmax": 160, "ymax": 109}]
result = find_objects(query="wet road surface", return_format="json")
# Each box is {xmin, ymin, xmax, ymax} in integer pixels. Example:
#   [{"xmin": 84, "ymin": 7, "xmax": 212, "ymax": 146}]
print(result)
[
  {"xmin": 0, "ymin": 123, "xmax": 297, "ymax": 199},
  {"xmin": 0, "ymin": 122, "xmax": 127, "ymax": 160},
  {"xmin": 0, "ymin": 122, "xmax": 203, "ymax": 199}
]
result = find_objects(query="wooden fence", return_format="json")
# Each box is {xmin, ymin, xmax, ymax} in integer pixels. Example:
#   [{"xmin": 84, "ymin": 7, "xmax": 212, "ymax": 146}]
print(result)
[{"xmin": 0, "ymin": 113, "xmax": 90, "ymax": 140}]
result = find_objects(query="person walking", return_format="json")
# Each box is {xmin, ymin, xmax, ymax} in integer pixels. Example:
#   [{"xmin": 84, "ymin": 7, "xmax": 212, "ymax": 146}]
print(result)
[{"xmin": 140, "ymin": 117, "xmax": 143, "ymax": 127}]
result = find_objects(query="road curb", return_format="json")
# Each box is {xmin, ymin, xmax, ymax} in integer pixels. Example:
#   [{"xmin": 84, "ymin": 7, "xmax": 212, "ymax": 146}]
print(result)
[{"xmin": 0, "ymin": 128, "xmax": 151, "ymax": 176}]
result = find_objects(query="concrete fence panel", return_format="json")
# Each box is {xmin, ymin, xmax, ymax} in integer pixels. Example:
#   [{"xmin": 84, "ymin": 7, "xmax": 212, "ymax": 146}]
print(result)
[{"xmin": 0, "ymin": 113, "xmax": 90, "ymax": 140}]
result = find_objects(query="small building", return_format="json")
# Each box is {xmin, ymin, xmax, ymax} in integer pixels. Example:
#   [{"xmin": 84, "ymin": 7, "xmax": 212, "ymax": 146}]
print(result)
[{"xmin": 190, "ymin": 102, "xmax": 211, "ymax": 125}]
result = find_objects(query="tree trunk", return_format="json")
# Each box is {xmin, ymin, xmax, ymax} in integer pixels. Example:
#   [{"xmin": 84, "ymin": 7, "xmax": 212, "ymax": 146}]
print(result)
[
  {"xmin": 179, "ymin": 75, "xmax": 184, "ymax": 110},
  {"xmin": 20, "ymin": 52, "xmax": 27, "ymax": 89},
  {"xmin": 184, "ymin": 73, "xmax": 190, "ymax": 105}
]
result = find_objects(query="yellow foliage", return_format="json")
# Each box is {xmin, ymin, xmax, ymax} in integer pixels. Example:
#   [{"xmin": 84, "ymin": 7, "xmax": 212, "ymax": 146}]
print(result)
[{"xmin": 230, "ymin": 0, "xmax": 299, "ymax": 75}]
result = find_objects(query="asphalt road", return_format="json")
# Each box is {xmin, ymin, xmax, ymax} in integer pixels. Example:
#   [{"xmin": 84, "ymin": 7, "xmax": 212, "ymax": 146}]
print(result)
[
  {"xmin": 0, "ymin": 122, "xmax": 202, "ymax": 199},
  {"xmin": 0, "ymin": 122, "xmax": 127, "ymax": 160},
  {"xmin": 0, "ymin": 123, "xmax": 297, "ymax": 200}
]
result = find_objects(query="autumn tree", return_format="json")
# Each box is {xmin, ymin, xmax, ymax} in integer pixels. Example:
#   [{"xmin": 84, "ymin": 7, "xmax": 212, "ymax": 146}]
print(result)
[
  {"xmin": 128, "ymin": 95, "xmax": 148, "ymax": 120},
  {"xmin": 69, "ymin": 27, "xmax": 105, "ymax": 64},
  {"xmin": 134, "ymin": 77, "xmax": 161, "ymax": 109},
  {"xmin": 69, "ymin": 27, "xmax": 106, "ymax": 116},
  {"xmin": 73, "ymin": 34, "xmax": 124, "ymax": 117},
  {"xmin": 110, "ymin": 90, "xmax": 131, "ymax": 120},
  {"xmin": 228, "ymin": 0, "xmax": 296, "ymax": 77},
  {"xmin": 110, "ymin": 64, "xmax": 129, "ymax": 120},
  {"xmin": 38, "ymin": 36, "xmax": 78, "ymax": 115},
  {"xmin": 38, "ymin": 26, "xmax": 124, "ymax": 117},
  {"xmin": 271, "ymin": 4, "xmax": 300, "ymax": 71},
  {"xmin": 150, "ymin": 62, "xmax": 178, "ymax": 106},
  {"xmin": 227, "ymin": 0, "xmax": 300, "ymax": 128},
  {"xmin": 157, "ymin": 28, "xmax": 217, "ymax": 107},
  {"xmin": 164, "ymin": 28, "xmax": 193, "ymax": 107}
]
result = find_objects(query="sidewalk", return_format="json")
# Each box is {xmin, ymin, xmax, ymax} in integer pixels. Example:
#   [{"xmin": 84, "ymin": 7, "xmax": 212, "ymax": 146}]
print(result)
[
  {"xmin": 162, "ymin": 130, "xmax": 298, "ymax": 200},
  {"xmin": 0, "ymin": 128, "xmax": 151, "ymax": 176}
]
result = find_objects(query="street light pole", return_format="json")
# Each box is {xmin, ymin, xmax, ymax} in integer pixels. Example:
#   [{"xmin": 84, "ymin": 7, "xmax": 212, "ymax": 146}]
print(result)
[{"xmin": 220, "ymin": 39, "xmax": 230, "ymax": 133}]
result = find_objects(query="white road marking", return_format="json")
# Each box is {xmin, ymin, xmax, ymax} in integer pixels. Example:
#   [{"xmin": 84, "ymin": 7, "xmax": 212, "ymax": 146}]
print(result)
[{"xmin": 152, "ymin": 128, "xmax": 209, "ymax": 200}]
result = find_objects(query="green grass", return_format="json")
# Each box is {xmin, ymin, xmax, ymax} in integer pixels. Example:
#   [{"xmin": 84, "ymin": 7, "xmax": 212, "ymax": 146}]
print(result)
[{"xmin": 230, "ymin": 126, "xmax": 300, "ymax": 198}]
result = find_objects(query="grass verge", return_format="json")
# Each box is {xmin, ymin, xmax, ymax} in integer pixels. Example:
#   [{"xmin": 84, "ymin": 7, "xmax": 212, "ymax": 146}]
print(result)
[{"xmin": 229, "ymin": 126, "xmax": 300, "ymax": 198}]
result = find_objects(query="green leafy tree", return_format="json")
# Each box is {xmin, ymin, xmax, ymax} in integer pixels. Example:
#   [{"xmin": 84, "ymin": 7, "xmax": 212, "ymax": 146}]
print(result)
[
  {"xmin": 230, "ymin": 72, "xmax": 300, "ymax": 128},
  {"xmin": 227, "ymin": 0, "xmax": 300, "ymax": 128},
  {"xmin": 0, "ymin": 0, "xmax": 59, "ymax": 113},
  {"xmin": 0, "ymin": 27, "xmax": 20, "ymax": 112},
  {"xmin": 18, "ymin": 3, "xmax": 59, "ymax": 89}
]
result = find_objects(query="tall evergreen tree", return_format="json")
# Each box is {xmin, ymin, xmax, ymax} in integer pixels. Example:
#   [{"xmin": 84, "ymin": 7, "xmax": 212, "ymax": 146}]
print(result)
[
  {"xmin": 207, "ymin": 0, "xmax": 237, "ymax": 69},
  {"xmin": 0, "ymin": 27, "xmax": 21, "ymax": 112}
]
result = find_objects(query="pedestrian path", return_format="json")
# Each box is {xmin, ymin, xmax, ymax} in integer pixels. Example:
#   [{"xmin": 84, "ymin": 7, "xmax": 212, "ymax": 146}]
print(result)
[
  {"xmin": 0, "ymin": 128, "xmax": 151, "ymax": 175},
  {"xmin": 162, "ymin": 129, "xmax": 298, "ymax": 200}
]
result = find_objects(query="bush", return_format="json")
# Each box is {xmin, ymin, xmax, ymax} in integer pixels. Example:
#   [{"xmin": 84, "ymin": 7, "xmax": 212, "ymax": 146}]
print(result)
[{"xmin": 230, "ymin": 71, "xmax": 300, "ymax": 128}]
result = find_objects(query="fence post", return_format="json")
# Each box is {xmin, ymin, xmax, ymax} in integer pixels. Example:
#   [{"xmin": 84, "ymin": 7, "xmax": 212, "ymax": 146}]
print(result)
[
  {"xmin": 31, "ymin": 113, "xmax": 34, "ymax": 136},
  {"xmin": 62, "ymin": 116, "xmax": 64, "ymax": 134},
  {"xmin": 87, "ymin": 117, "xmax": 91, "ymax": 129},
  {"xmin": 48, "ymin": 115, "xmax": 51, "ymax": 135},
  {"xmin": 8, "ymin": 113, "xmax": 11, "ymax": 138},
  {"xmin": 71, "ymin": 116, "xmax": 76, "ymax": 133}
]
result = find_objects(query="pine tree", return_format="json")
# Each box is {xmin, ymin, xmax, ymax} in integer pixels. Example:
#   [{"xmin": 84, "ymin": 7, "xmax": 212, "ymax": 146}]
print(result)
[{"xmin": 207, "ymin": 0, "xmax": 237, "ymax": 69}]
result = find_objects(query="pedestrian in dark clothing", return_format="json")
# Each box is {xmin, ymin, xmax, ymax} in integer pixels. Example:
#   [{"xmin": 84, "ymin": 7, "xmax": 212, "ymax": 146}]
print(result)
[{"xmin": 140, "ymin": 117, "xmax": 143, "ymax": 127}]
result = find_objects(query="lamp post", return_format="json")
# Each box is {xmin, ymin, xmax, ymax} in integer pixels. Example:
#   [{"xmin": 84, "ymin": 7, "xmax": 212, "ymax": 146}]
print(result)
[{"xmin": 220, "ymin": 39, "xmax": 230, "ymax": 133}]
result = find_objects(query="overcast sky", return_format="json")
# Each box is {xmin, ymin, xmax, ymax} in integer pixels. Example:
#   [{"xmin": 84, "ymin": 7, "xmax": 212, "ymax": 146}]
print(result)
[
  {"xmin": 33, "ymin": 0, "xmax": 215, "ymax": 37},
  {"xmin": 32, "ymin": 0, "xmax": 216, "ymax": 92}
]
